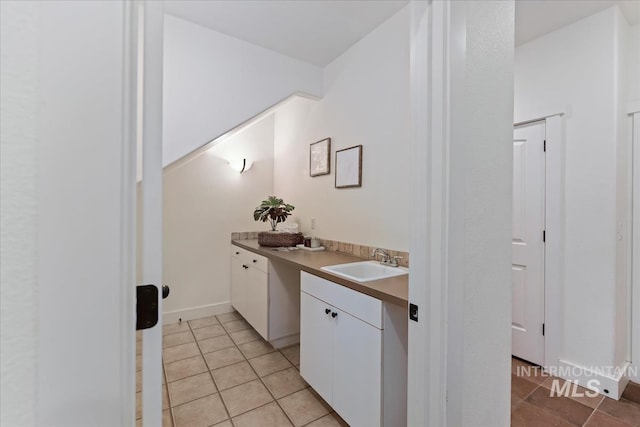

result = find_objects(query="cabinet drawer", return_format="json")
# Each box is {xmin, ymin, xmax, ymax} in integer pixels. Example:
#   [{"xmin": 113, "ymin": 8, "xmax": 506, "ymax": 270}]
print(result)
[
  {"xmin": 231, "ymin": 245, "xmax": 245, "ymax": 258},
  {"xmin": 231, "ymin": 245, "xmax": 268, "ymax": 273},
  {"xmin": 301, "ymin": 272, "xmax": 382, "ymax": 329},
  {"xmin": 244, "ymin": 252, "xmax": 268, "ymax": 273}
]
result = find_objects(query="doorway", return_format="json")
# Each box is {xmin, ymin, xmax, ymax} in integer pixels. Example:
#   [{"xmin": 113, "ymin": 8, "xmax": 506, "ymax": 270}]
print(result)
[{"xmin": 512, "ymin": 120, "xmax": 546, "ymax": 366}]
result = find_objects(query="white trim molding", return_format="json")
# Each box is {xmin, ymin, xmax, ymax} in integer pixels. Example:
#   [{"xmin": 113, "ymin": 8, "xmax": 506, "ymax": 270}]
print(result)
[
  {"xmin": 120, "ymin": 1, "xmax": 138, "ymax": 425},
  {"xmin": 557, "ymin": 359, "xmax": 630, "ymax": 400},
  {"xmin": 543, "ymin": 114, "xmax": 565, "ymax": 371},
  {"xmin": 627, "ymin": 100, "xmax": 640, "ymax": 115},
  {"xmin": 408, "ymin": 1, "xmax": 514, "ymax": 425},
  {"xmin": 408, "ymin": 1, "xmax": 447, "ymax": 424},
  {"xmin": 514, "ymin": 104, "xmax": 569, "ymax": 126},
  {"xmin": 511, "ymin": 113, "xmax": 565, "ymax": 372},
  {"xmin": 163, "ymin": 302, "xmax": 234, "ymax": 325},
  {"xmin": 631, "ymin": 111, "xmax": 640, "ymax": 383}
]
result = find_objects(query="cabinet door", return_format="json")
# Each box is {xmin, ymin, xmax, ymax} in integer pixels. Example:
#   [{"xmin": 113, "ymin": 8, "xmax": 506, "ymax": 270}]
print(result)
[
  {"xmin": 231, "ymin": 256, "xmax": 246, "ymax": 316},
  {"xmin": 332, "ymin": 309, "xmax": 382, "ymax": 427},
  {"xmin": 300, "ymin": 291, "xmax": 334, "ymax": 405},
  {"xmin": 245, "ymin": 267, "xmax": 269, "ymax": 340}
]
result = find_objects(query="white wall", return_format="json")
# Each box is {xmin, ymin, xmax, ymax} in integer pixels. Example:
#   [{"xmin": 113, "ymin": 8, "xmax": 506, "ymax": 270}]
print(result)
[
  {"xmin": 163, "ymin": 14, "xmax": 323, "ymax": 167},
  {"xmin": 273, "ymin": 6, "xmax": 411, "ymax": 251},
  {"xmin": 0, "ymin": 2, "xmax": 38, "ymax": 425},
  {"xmin": 628, "ymin": 24, "xmax": 640, "ymax": 103},
  {"xmin": 515, "ymin": 6, "xmax": 633, "ymax": 374},
  {"xmin": 161, "ymin": 115, "xmax": 275, "ymax": 321}
]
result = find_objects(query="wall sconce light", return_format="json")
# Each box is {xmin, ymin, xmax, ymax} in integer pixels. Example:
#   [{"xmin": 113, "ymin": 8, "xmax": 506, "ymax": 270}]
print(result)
[{"xmin": 228, "ymin": 158, "xmax": 253, "ymax": 173}]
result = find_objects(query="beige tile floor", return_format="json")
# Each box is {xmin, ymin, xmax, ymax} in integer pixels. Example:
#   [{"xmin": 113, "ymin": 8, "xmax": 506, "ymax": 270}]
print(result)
[{"xmin": 136, "ymin": 311, "xmax": 348, "ymax": 427}]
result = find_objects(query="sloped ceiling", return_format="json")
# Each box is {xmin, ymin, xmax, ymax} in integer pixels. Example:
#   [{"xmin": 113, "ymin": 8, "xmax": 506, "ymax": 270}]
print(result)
[{"xmin": 164, "ymin": 0, "xmax": 409, "ymax": 67}]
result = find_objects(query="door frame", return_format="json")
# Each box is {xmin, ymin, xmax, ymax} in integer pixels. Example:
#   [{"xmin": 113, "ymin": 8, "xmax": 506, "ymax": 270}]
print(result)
[
  {"xmin": 408, "ymin": 1, "xmax": 515, "ymax": 424},
  {"xmin": 121, "ymin": 0, "xmax": 137, "ymax": 423},
  {"xmin": 121, "ymin": 0, "xmax": 166, "ymax": 424},
  {"xmin": 514, "ymin": 109, "xmax": 565, "ymax": 369},
  {"xmin": 630, "ymin": 105, "xmax": 640, "ymax": 383},
  {"xmin": 512, "ymin": 120, "xmax": 547, "ymax": 366}
]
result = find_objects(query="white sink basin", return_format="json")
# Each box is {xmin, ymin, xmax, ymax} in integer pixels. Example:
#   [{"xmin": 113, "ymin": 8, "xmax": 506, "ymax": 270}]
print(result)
[{"xmin": 321, "ymin": 261, "xmax": 408, "ymax": 283}]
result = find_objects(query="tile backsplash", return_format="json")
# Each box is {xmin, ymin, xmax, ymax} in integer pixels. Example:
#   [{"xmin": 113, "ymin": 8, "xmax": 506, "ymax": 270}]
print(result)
[{"xmin": 231, "ymin": 232, "xmax": 409, "ymax": 268}]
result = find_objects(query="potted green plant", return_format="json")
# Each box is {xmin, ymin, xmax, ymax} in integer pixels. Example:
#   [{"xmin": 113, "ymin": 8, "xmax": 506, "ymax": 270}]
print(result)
[
  {"xmin": 253, "ymin": 196, "xmax": 295, "ymax": 231},
  {"xmin": 253, "ymin": 196, "xmax": 302, "ymax": 247}
]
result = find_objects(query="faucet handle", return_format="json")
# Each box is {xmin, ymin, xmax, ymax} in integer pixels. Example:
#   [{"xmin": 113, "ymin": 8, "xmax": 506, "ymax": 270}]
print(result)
[{"xmin": 391, "ymin": 255, "xmax": 403, "ymax": 266}]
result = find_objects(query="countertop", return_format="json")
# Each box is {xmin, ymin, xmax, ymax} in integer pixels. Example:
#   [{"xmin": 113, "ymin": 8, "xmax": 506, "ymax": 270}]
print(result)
[{"xmin": 231, "ymin": 239, "xmax": 408, "ymax": 307}]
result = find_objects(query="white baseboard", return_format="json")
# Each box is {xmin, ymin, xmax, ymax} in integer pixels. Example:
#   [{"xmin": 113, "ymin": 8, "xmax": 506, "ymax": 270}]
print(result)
[
  {"xmin": 163, "ymin": 302, "xmax": 234, "ymax": 325},
  {"xmin": 557, "ymin": 359, "xmax": 630, "ymax": 400}
]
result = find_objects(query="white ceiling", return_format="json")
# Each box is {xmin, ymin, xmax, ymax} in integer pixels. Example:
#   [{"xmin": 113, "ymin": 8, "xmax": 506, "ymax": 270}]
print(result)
[
  {"xmin": 163, "ymin": 0, "xmax": 409, "ymax": 67},
  {"xmin": 515, "ymin": 0, "xmax": 640, "ymax": 46},
  {"xmin": 164, "ymin": 0, "xmax": 640, "ymax": 65}
]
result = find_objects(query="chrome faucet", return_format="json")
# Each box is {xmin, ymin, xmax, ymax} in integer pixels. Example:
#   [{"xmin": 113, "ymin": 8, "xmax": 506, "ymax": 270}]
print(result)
[{"xmin": 371, "ymin": 248, "xmax": 403, "ymax": 267}]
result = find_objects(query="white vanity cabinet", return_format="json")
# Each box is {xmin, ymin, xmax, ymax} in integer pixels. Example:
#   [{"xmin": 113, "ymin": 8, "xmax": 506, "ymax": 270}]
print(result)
[
  {"xmin": 300, "ymin": 272, "xmax": 407, "ymax": 427},
  {"xmin": 230, "ymin": 244, "xmax": 300, "ymax": 347}
]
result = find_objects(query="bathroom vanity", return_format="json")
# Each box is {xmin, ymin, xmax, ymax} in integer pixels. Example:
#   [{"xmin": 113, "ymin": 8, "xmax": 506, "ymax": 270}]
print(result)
[
  {"xmin": 230, "ymin": 244, "xmax": 301, "ymax": 348},
  {"xmin": 230, "ymin": 239, "xmax": 408, "ymax": 426}
]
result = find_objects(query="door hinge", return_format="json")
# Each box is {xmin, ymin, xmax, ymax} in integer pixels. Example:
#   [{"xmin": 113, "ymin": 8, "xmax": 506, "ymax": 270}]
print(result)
[
  {"xmin": 543, "ymin": 140, "xmax": 546, "ymax": 152},
  {"xmin": 542, "ymin": 323, "xmax": 545, "ymax": 336},
  {"xmin": 543, "ymin": 230, "xmax": 546, "ymax": 242}
]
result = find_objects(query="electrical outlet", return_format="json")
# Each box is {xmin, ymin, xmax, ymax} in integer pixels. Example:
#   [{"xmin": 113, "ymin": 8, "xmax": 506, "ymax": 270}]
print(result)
[{"xmin": 311, "ymin": 218, "xmax": 316, "ymax": 229}]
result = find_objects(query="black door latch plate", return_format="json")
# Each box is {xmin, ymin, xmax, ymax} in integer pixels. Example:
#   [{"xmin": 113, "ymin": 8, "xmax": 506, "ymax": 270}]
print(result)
[
  {"xmin": 136, "ymin": 284, "xmax": 158, "ymax": 330},
  {"xmin": 409, "ymin": 303, "xmax": 419, "ymax": 322}
]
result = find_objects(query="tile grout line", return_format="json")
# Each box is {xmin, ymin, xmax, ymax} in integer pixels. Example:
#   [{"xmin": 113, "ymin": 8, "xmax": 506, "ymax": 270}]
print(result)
[
  {"xmin": 239, "ymin": 336, "xmax": 329, "ymax": 426},
  {"xmin": 516, "ymin": 373, "xmax": 597, "ymax": 426},
  {"xmin": 166, "ymin": 314, "xmax": 328, "ymax": 427},
  {"xmin": 189, "ymin": 317, "xmax": 235, "ymax": 426},
  {"xmin": 242, "ymin": 333, "xmax": 330, "ymax": 426},
  {"xmin": 580, "ymin": 405, "xmax": 598, "ymax": 426},
  {"xmin": 164, "ymin": 322, "xmax": 192, "ymax": 427},
  {"xmin": 215, "ymin": 325, "xmax": 293, "ymax": 424},
  {"xmin": 162, "ymin": 352, "xmax": 176, "ymax": 427},
  {"xmin": 521, "ymin": 380, "xmax": 543, "ymax": 402},
  {"xmin": 241, "ymin": 340, "xmax": 299, "ymax": 426},
  {"xmin": 521, "ymin": 380, "xmax": 603, "ymax": 426},
  {"xmin": 591, "ymin": 396, "xmax": 638, "ymax": 427},
  {"xmin": 213, "ymin": 314, "xmax": 308, "ymax": 425}
]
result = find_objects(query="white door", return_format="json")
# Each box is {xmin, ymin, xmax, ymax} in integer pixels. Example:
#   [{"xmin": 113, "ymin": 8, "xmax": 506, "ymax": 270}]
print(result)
[
  {"xmin": 332, "ymin": 309, "xmax": 382, "ymax": 427},
  {"xmin": 246, "ymin": 266, "xmax": 269, "ymax": 339},
  {"xmin": 231, "ymin": 256, "xmax": 246, "ymax": 314},
  {"xmin": 512, "ymin": 121, "xmax": 546, "ymax": 366},
  {"xmin": 138, "ymin": 1, "xmax": 165, "ymax": 426},
  {"xmin": 300, "ymin": 292, "xmax": 334, "ymax": 404}
]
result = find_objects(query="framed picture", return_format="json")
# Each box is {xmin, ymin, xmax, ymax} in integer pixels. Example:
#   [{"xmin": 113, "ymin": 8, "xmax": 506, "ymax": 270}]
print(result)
[
  {"xmin": 309, "ymin": 138, "xmax": 331, "ymax": 177},
  {"xmin": 335, "ymin": 145, "xmax": 362, "ymax": 188}
]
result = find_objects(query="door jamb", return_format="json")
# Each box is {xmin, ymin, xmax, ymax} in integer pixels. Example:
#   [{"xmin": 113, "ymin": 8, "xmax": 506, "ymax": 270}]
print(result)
[
  {"xmin": 514, "ymin": 112, "xmax": 565, "ymax": 370},
  {"xmin": 120, "ymin": 1, "xmax": 138, "ymax": 424},
  {"xmin": 630, "ymin": 108, "xmax": 639, "ymax": 383}
]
